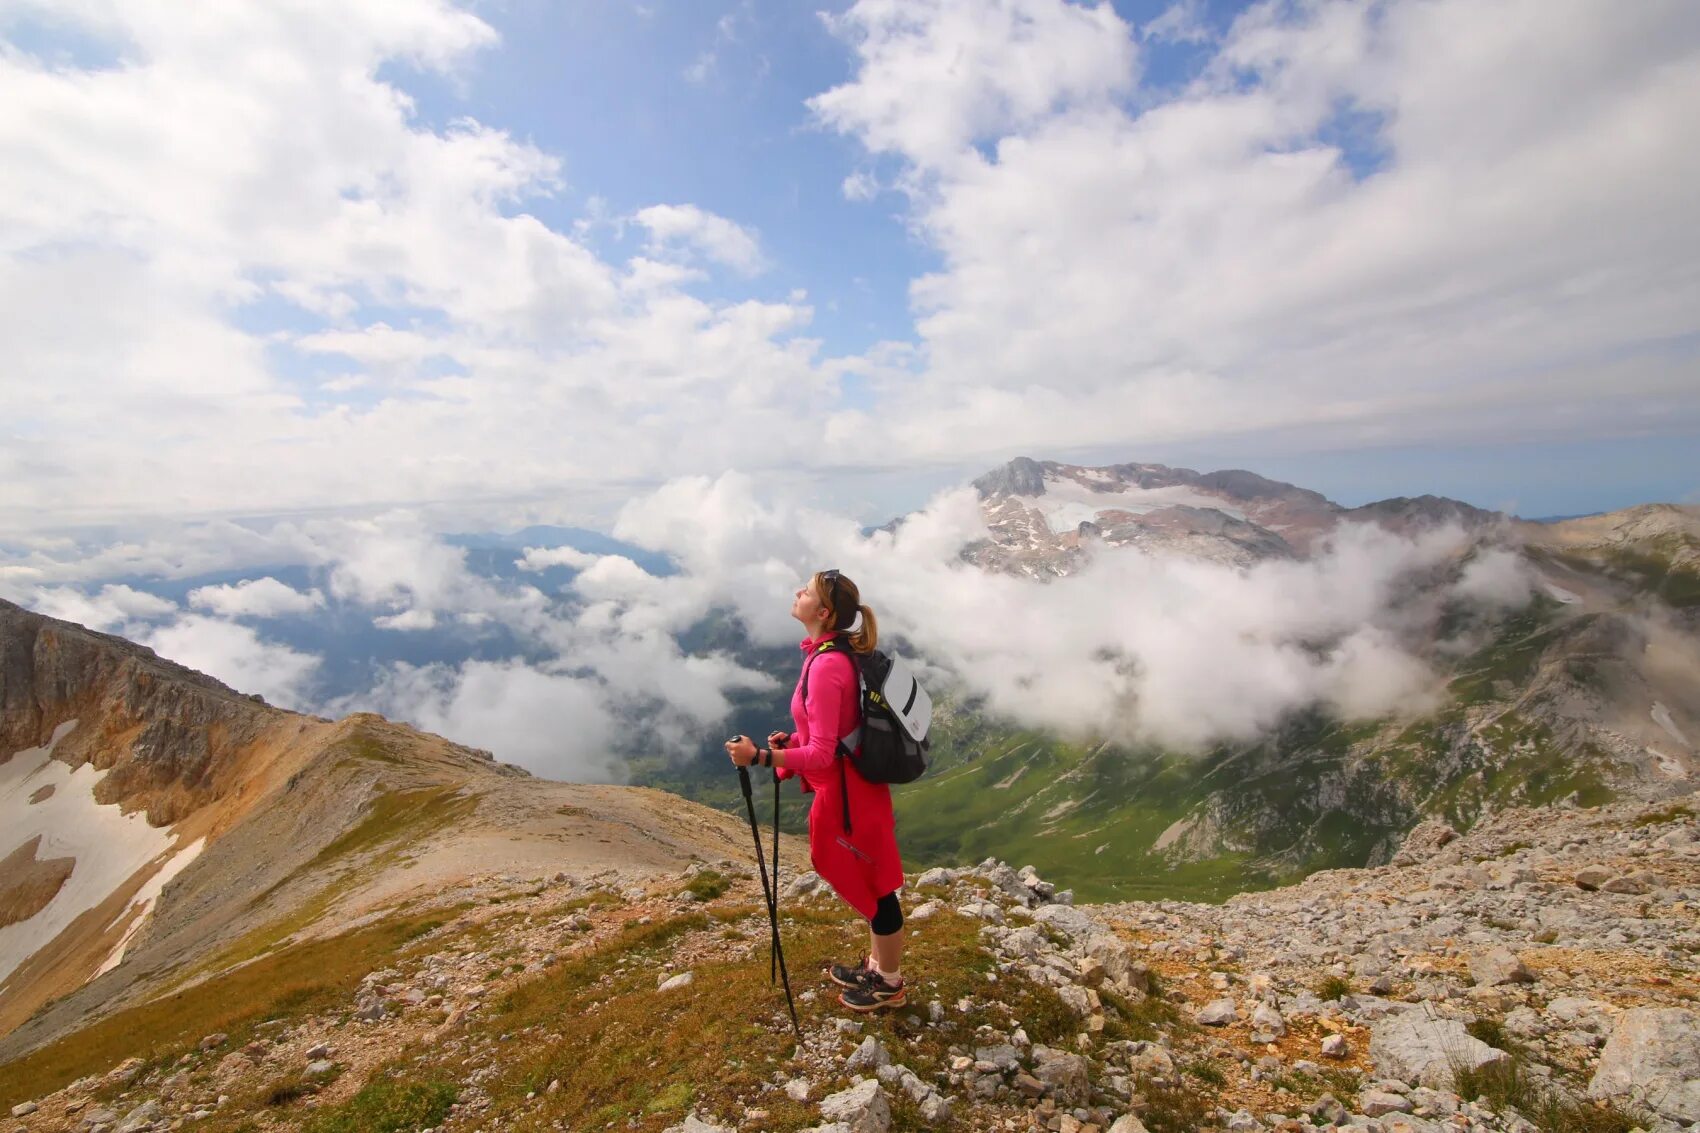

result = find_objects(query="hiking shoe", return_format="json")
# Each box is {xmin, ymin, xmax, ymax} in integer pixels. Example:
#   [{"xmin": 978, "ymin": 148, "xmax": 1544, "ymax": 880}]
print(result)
[
  {"xmin": 839, "ymin": 975, "xmax": 906, "ymax": 1013},
  {"xmin": 827, "ymin": 955, "xmax": 875, "ymax": 989}
]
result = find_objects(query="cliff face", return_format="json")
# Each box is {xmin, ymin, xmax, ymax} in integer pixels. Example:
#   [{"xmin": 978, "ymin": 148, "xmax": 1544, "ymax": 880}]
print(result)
[{"xmin": 0, "ymin": 599, "xmax": 284, "ymax": 826}]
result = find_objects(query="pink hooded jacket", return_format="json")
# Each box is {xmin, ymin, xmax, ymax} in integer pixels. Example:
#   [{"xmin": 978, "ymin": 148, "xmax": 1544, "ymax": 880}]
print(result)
[{"xmin": 776, "ymin": 632, "xmax": 903, "ymax": 918}]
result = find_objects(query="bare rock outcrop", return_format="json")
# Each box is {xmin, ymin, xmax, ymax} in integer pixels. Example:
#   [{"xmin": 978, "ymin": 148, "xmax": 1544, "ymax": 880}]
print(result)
[{"xmin": 1587, "ymin": 1006, "xmax": 1700, "ymax": 1121}]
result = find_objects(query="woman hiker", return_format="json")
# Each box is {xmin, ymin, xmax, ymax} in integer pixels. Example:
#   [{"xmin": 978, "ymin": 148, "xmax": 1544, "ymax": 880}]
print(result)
[{"xmin": 724, "ymin": 569, "xmax": 907, "ymax": 1012}]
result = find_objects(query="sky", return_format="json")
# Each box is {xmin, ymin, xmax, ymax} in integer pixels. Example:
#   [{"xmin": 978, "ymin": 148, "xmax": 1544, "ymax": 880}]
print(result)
[
  {"xmin": 2, "ymin": 0, "xmax": 1698, "ymax": 536},
  {"xmin": 3, "ymin": 0, "xmax": 1700, "ymax": 778}
]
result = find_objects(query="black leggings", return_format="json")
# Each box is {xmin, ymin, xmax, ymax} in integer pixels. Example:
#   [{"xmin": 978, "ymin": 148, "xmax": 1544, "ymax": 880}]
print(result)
[{"xmin": 871, "ymin": 891, "xmax": 904, "ymax": 936}]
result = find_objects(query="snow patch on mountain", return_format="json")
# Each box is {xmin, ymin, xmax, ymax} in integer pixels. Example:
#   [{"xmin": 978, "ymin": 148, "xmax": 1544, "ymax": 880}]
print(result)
[
  {"xmin": 1651, "ymin": 702, "xmax": 1690, "ymax": 748},
  {"xmin": 95, "ymin": 835, "xmax": 207, "ymax": 977},
  {"xmin": 1034, "ymin": 476, "xmax": 1249, "ymax": 530},
  {"xmin": 0, "ymin": 721, "xmax": 177, "ymax": 987}
]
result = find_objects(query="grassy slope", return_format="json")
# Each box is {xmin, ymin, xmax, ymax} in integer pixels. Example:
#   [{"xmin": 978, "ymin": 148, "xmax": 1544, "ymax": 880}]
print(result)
[
  {"xmin": 2, "ymin": 883, "xmax": 1188, "ymax": 1131},
  {"xmin": 0, "ymin": 909, "xmax": 453, "ymax": 1109}
]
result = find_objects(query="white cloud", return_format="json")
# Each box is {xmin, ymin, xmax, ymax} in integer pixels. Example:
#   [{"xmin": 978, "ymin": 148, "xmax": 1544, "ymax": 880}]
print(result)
[
  {"xmin": 814, "ymin": 0, "xmax": 1700, "ymax": 460},
  {"xmin": 348, "ymin": 659, "xmax": 624, "ymax": 779},
  {"xmin": 1143, "ymin": 0, "xmax": 1211, "ymax": 45},
  {"xmin": 632, "ymin": 204, "xmax": 768, "ymax": 275},
  {"xmin": 138, "ymin": 615, "xmax": 320, "ymax": 709},
  {"xmin": 516, "ymin": 545, "xmax": 599, "ymax": 571},
  {"xmin": 22, "ymin": 584, "xmax": 178, "ymax": 632},
  {"xmin": 841, "ymin": 170, "xmax": 880, "ymax": 201},
  {"xmin": 188, "ymin": 578, "xmax": 325, "ymax": 618},
  {"xmin": 0, "ymin": 1, "xmax": 825, "ymax": 528},
  {"xmin": 373, "ymin": 608, "xmax": 438, "ymax": 631},
  {"xmin": 1452, "ymin": 547, "xmax": 1536, "ymax": 610},
  {"xmin": 809, "ymin": 0, "xmax": 1138, "ymax": 172}
]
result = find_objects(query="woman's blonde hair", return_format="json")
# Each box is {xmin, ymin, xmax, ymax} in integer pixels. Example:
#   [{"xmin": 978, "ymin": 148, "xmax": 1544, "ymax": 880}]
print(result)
[{"xmin": 813, "ymin": 570, "xmax": 878, "ymax": 654}]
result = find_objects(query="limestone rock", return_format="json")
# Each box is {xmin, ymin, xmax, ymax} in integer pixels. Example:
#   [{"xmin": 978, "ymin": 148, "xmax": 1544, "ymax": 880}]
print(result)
[
  {"xmin": 661, "ymin": 1116, "xmax": 733, "ymax": 1133},
  {"xmin": 1108, "ymin": 1116, "xmax": 1150, "ymax": 1133},
  {"xmin": 1601, "ymin": 874, "xmax": 1650, "ymax": 895},
  {"xmin": 1360, "ymin": 1089, "xmax": 1414, "ymax": 1116},
  {"xmin": 783, "ymin": 872, "xmax": 824, "ymax": 899},
  {"xmin": 1391, "ymin": 820, "xmax": 1458, "ymax": 866},
  {"xmin": 1369, "ymin": 1006, "xmax": 1510, "ymax": 1089},
  {"xmin": 106, "ymin": 1057, "xmax": 145, "ymax": 1084},
  {"xmin": 1574, "ymin": 865, "xmax": 1614, "ymax": 890},
  {"xmin": 844, "ymin": 1036, "xmax": 890, "ymax": 1074},
  {"xmin": 1467, "ymin": 947, "xmax": 1534, "ymax": 986},
  {"xmin": 1308, "ymin": 1093, "xmax": 1348, "ymax": 1125},
  {"xmin": 1197, "ymin": 998, "xmax": 1237, "ymax": 1026},
  {"xmin": 1587, "ymin": 1006, "xmax": 1700, "ymax": 1121},
  {"xmin": 115, "ymin": 1100, "xmax": 163, "ymax": 1133},
  {"xmin": 1083, "ymin": 933, "xmax": 1150, "ymax": 996},
  {"xmin": 1031, "ymin": 1046, "xmax": 1091, "ymax": 1107},
  {"xmin": 1030, "ymin": 903, "xmax": 1096, "ymax": 940},
  {"xmin": 1251, "ymin": 1001, "xmax": 1286, "ymax": 1039},
  {"xmin": 1013, "ymin": 1072, "xmax": 1045, "ymax": 1099},
  {"xmin": 657, "ymin": 971, "xmax": 694, "ymax": 992},
  {"xmin": 818, "ymin": 1079, "xmax": 890, "ymax": 1133}
]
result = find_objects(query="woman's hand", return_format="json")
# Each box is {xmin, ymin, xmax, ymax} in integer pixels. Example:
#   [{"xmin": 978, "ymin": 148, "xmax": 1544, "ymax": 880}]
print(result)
[
  {"xmin": 767, "ymin": 731, "xmax": 789, "ymax": 750},
  {"xmin": 724, "ymin": 734, "xmax": 758, "ymax": 767}
]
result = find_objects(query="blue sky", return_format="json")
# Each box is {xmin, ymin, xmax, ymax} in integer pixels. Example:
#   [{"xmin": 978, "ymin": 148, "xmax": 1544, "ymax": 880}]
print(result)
[{"xmin": 1, "ymin": 0, "xmax": 1697, "ymax": 532}]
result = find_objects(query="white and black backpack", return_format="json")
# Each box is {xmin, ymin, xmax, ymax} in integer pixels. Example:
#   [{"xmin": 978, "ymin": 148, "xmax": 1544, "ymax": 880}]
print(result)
[{"xmin": 801, "ymin": 637, "xmax": 932, "ymax": 832}]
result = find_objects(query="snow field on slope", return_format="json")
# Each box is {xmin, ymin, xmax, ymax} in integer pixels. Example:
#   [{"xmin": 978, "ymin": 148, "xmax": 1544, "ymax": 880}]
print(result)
[
  {"xmin": 0, "ymin": 721, "xmax": 176, "ymax": 986},
  {"xmin": 1036, "ymin": 474, "xmax": 1248, "ymax": 532}
]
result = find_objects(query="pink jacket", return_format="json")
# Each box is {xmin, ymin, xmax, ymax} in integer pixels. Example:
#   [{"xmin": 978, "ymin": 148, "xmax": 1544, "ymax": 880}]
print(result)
[
  {"xmin": 776, "ymin": 632, "xmax": 863, "ymax": 782},
  {"xmin": 777, "ymin": 632, "xmax": 903, "ymax": 918}
]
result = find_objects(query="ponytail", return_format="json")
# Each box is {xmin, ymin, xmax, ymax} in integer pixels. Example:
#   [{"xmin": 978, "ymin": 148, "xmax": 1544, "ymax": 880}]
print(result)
[
  {"xmin": 813, "ymin": 570, "xmax": 878, "ymax": 654},
  {"xmin": 849, "ymin": 604, "xmax": 878, "ymax": 654}
]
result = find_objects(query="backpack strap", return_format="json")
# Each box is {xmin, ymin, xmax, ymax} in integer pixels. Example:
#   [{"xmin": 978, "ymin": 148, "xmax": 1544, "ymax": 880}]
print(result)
[{"xmin": 800, "ymin": 637, "xmax": 862, "ymax": 835}]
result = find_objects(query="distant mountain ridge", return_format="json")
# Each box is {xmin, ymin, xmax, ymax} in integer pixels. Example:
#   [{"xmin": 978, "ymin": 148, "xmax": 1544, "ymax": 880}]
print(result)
[
  {"xmin": 876, "ymin": 457, "xmax": 1700, "ymax": 899},
  {"xmin": 966, "ymin": 456, "xmax": 1502, "ymax": 575}
]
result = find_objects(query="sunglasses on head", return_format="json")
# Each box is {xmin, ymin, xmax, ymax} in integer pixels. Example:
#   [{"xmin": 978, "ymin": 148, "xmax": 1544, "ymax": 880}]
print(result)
[{"xmin": 820, "ymin": 569, "xmax": 852, "ymax": 630}]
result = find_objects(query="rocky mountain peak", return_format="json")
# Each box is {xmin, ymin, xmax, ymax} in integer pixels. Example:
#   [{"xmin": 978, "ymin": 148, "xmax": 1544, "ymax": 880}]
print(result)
[
  {"xmin": 1341, "ymin": 494, "xmax": 1503, "ymax": 533},
  {"xmin": 962, "ymin": 457, "xmax": 1528, "ymax": 576},
  {"xmin": 973, "ymin": 455, "xmax": 1050, "ymax": 499}
]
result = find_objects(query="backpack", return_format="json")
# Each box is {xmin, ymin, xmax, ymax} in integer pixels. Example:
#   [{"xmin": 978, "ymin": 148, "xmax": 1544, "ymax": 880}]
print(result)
[{"xmin": 801, "ymin": 636, "xmax": 932, "ymax": 833}]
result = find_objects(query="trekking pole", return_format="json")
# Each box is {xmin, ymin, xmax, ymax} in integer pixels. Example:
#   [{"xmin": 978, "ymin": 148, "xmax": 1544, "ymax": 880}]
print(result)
[
  {"xmin": 770, "ymin": 738, "xmax": 785, "ymax": 983},
  {"xmin": 737, "ymin": 761, "xmax": 801, "ymax": 1039}
]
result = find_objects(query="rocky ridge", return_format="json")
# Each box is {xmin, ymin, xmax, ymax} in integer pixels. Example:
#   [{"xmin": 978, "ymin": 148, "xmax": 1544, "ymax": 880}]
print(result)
[
  {"xmin": 5, "ymin": 793, "xmax": 1693, "ymax": 1133},
  {"xmin": 964, "ymin": 458, "xmax": 1502, "ymax": 576}
]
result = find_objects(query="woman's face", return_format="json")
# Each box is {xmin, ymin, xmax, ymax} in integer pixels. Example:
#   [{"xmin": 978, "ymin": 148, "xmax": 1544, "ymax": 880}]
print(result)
[{"xmin": 791, "ymin": 577, "xmax": 830, "ymax": 630}]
